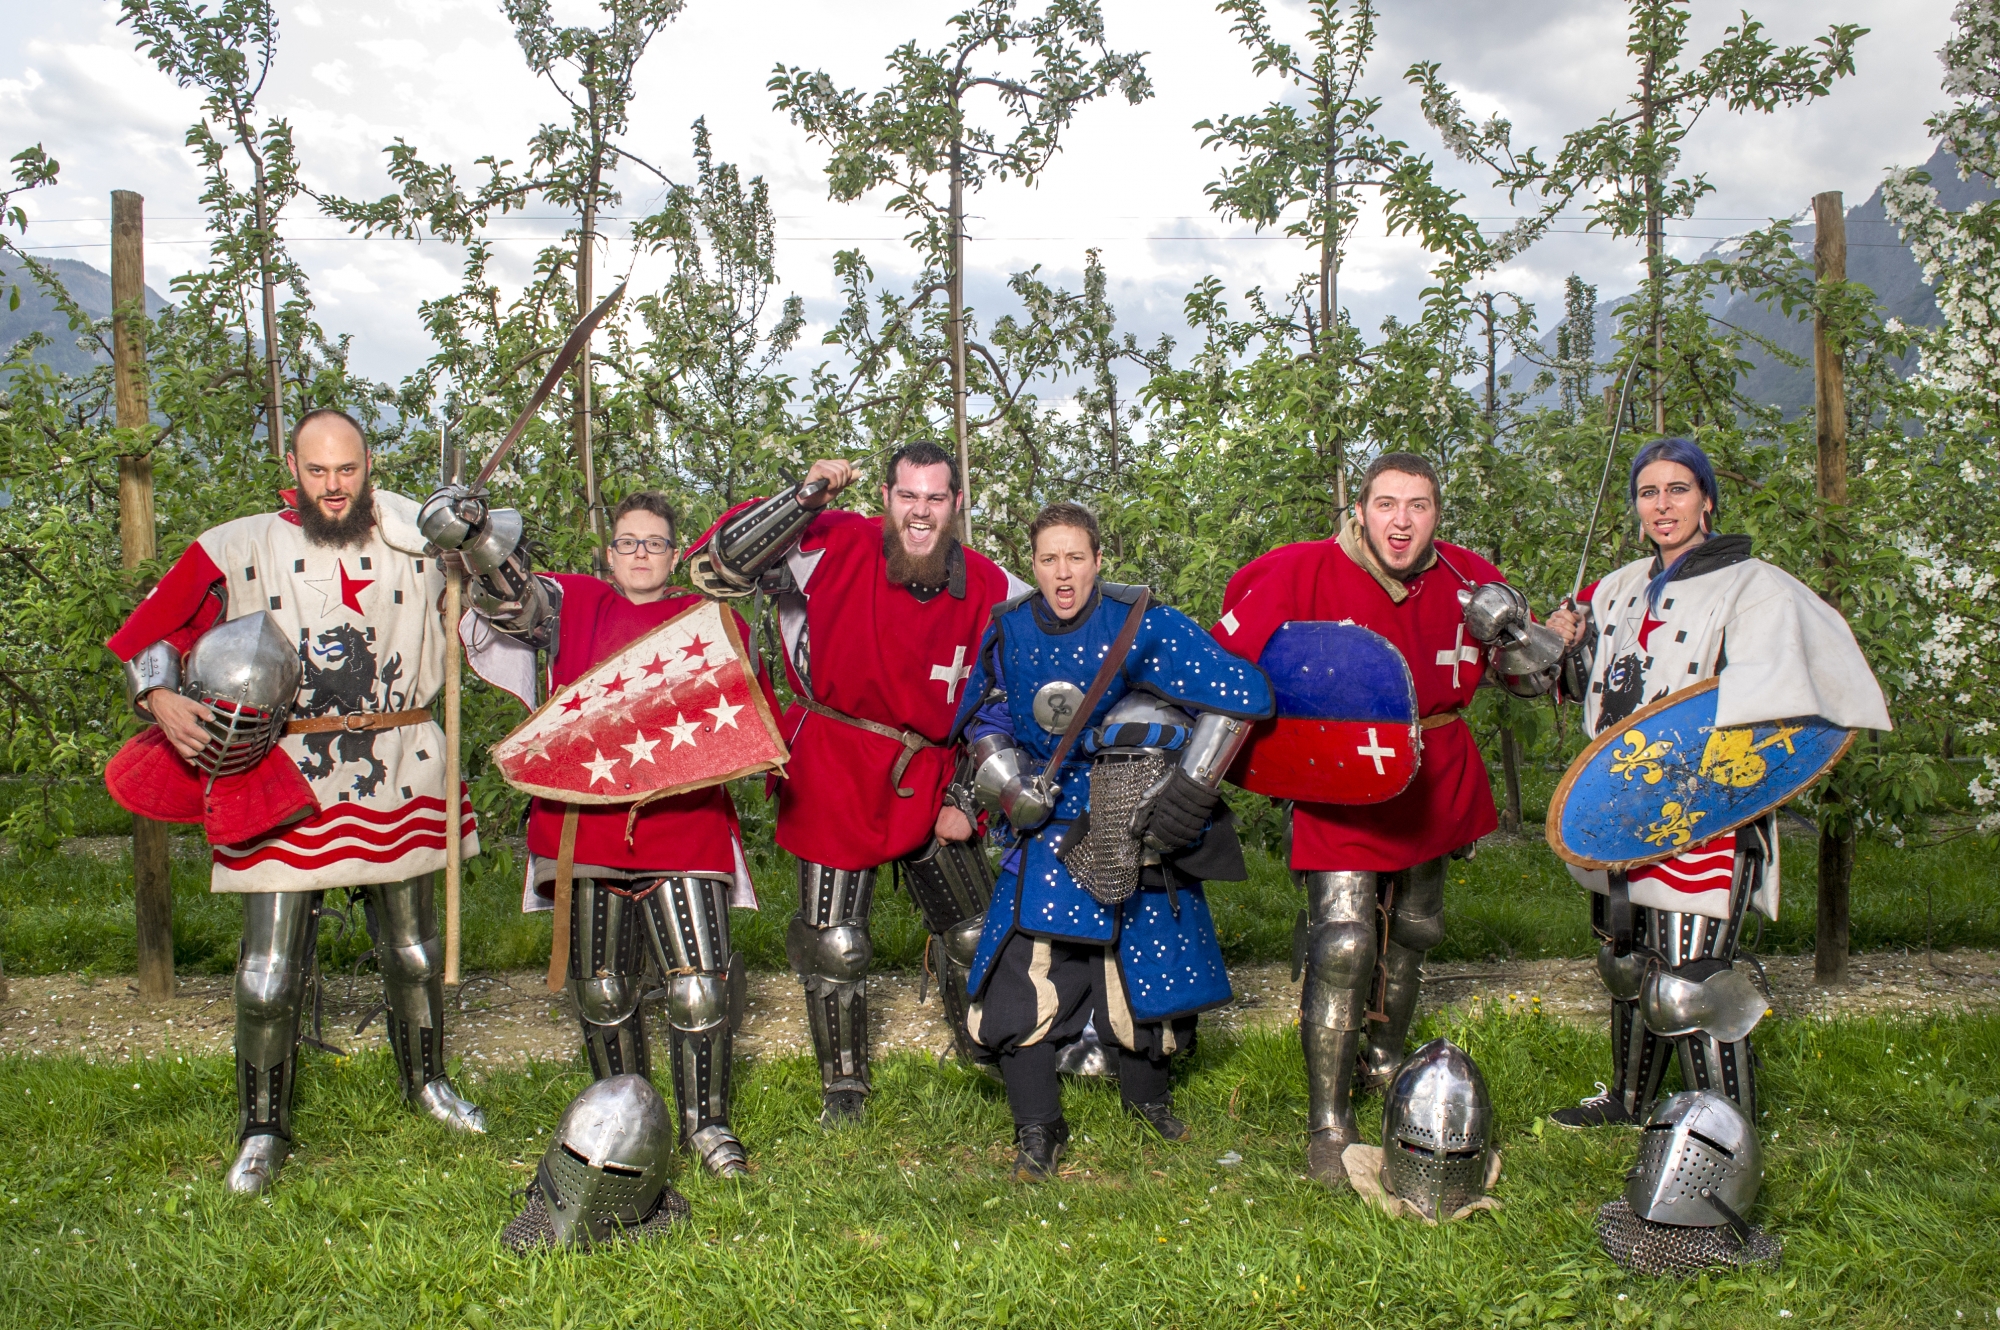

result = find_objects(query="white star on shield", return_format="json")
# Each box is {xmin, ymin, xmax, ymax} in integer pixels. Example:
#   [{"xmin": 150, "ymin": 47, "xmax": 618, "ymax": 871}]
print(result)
[
  {"xmin": 666, "ymin": 712, "xmax": 702, "ymax": 749},
  {"xmin": 582, "ymin": 749, "xmax": 619, "ymax": 785}
]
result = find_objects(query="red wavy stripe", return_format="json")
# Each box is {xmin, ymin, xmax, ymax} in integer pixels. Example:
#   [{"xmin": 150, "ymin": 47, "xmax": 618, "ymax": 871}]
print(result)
[
  {"xmin": 220, "ymin": 796, "xmax": 474, "ymax": 853},
  {"xmin": 216, "ymin": 823, "xmax": 467, "ymax": 872},
  {"xmin": 276, "ymin": 793, "xmax": 460, "ymax": 830},
  {"xmin": 216, "ymin": 810, "xmax": 476, "ymax": 862}
]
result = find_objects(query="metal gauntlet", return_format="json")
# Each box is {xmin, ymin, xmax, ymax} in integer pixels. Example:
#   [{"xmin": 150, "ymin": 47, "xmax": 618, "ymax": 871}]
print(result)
[
  {"xmin": 125, "ymin": 639, "xmax": 182, "ymax": 719},
  {"xmin": 1558, "ymin": 606, "xmax": 1597, "ymax": 703},
  {"xmin": 1458, "ymin": 582, "xmax": 1563, "ymax": 698},
  {"xmin": 969, "ymin": 732, "xmax": 1057, "ymax": 832},
  {"xmin": 420, "ymin": 485, "xmax": 558, "ymax": 649},
  {"xmin": 683, "ymin": 479, "xmax": 827, "ymax": 599}
]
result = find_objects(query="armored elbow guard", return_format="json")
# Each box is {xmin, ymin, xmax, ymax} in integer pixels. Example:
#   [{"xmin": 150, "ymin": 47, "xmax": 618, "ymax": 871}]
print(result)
[
  {"xmin": 683, "ymin": 479, "xmax": 827, "ymax": 598},
  {"xmin": 968, "ymin": 732, "xmax": 1057, "ymax": 831},
  {"xmin": 1459, "ymin": 581, "xmax": 1563, "ymax": 698}
]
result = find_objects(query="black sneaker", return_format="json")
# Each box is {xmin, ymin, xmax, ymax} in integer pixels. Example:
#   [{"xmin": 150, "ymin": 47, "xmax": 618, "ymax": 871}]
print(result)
[
  {"xmin": 1011, "ymin": 1121, "xmax": 1071, "ymax": 1182},
  {"xmin": 1550, "ymin": 1083, "xmax": 1636, "ymax": 1129},
  {"xmin": 819, "ymin": 1089, "xmax": 867, "ymax": 1128},
  {"xmin": 1126, "ymin": 1098, "xmax": 1191, "ymax": 1142}
]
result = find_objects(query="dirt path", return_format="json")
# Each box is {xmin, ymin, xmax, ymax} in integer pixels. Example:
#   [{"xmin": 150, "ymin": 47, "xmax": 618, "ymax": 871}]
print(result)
[{"xmin": 3, "ymin": 949, "xmax": 1995, "ymax": 1070}]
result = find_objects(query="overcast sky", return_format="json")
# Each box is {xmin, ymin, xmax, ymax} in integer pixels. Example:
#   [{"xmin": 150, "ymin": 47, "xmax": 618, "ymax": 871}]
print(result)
[{"xmin": 0, "ymin": 0, "xmax": 1961, "ymax": 391}]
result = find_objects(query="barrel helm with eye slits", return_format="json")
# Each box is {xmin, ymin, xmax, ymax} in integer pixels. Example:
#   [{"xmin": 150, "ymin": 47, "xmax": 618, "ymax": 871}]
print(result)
[
  {"xmin": 1625, "ymin": 1090, "xmax": 1762, "ymax": 1229},
  {"xmin": 504, "ymin": 1075, "xmax": 688, "ymax": 1250},
  {"xmin": 180, "ymin": 612, "xmax": 302, "ymax": 777},
  {"xmin": 1380, "ymin": 1038, "xmax": 1494, "ymax": 1220}
]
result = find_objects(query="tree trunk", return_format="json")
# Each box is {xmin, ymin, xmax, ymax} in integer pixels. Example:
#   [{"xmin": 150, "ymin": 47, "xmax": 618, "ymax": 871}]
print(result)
[
  {"xmin": 1641, "ymin": 49, "xmax": 1665, "ymax": 436},
  {"xmin": 1812, "ymin": 188, "xmax": 1851, "ymax": 985},
  {"xmin": 575, "ymin": 197, "xmax": 606, "ymax": 570},
  {"xmin": 113, "ymin": 189, "xmax": 174, "ymax": 1003},
  {"xmin": 1499, "ymin": 725, "xmax": 1523, "ymax": 834},
  {"xmin": 949, "ymin": 128, "xmax": 972, "ymax": 545}
]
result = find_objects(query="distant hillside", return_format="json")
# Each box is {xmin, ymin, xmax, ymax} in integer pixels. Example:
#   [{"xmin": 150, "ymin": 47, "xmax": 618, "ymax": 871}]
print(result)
[
  {"xmin": 0, "ymin": 255, "xmax": 172, "ymax": 378},
  {"xmin": 1500, "ymin": 146, "xmax": 1999, "ymax": 416}
]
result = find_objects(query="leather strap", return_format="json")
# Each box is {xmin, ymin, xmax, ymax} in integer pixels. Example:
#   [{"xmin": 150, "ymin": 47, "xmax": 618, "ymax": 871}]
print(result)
[
  {"xmin": 1419, "ymin": 708, "xmax": 1465, "ymax": 731},
  {"xmin": 283, "ymin": 707, "xmax": 432, "ymax": 736},
  {"xmin": 796, "ymin": 696, "xmax": 938, "ymax": 798},
  {"xmin": 545, "ymin": 805, "xmax": 580, "ymax": 994},
  {"xmin": 1042, "ymin": 587, "xmax": 1151, "ymax": 780}
]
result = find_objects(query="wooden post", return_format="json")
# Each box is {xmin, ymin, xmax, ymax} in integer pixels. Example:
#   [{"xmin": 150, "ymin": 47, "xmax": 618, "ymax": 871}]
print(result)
[
  {"xmin": 1812, "ymin": 189, "xmax": 1852, "ymax": 986},
  {"xmin": 113, "ymin": 190, "xmax": 174, "ymax": 1003},
  {"xmin": 442, "ymin": 571, "xmax": 463, "ymax": 987}
]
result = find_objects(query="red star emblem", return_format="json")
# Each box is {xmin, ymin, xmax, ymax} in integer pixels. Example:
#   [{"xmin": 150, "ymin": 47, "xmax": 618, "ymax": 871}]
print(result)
[
  {"xmin": 337, "ymin": 560, "xmax": 373, "ymax": 616},
  {"xmin": 680, "ymin": 635, "xmax": 711, "ymax": 661},
  {"xmin": 641, "ymin": 654, "xmax": 670, "ymax": 678},
  {"xmin": 1637, "ymin": 609, "xmax": 1666, "ymax": 651},
  {"xmin": 600, "ymin": 673, "xmax": 628, "ymax": 697},
  {"xmin": 560, "ymin": 693, "xmax": 588, "ymax": 714}
]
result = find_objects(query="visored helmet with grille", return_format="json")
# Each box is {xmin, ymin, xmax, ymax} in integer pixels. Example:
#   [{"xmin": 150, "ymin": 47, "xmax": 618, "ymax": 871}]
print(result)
[
  {"xmin": 1380, "ymin": 1038, "xmax": 1493, "ymax": 1220},
  {"xmin": 181, "ymin": 612, "xmax": 301, "ymax": 777},
  {"xmin": 1625, "ymin": 1090, "xmax": 1762, "ymax": 1229},
  {"xmin": 505, "ymin": 1075, "xmax": 687, "ymax": 1250}
]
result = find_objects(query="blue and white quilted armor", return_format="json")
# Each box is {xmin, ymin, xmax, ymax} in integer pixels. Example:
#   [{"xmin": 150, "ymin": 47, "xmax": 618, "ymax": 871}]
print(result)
[{"xmin": 951, "ymin": 583, "xmax": 1273, "ymax": 1023}]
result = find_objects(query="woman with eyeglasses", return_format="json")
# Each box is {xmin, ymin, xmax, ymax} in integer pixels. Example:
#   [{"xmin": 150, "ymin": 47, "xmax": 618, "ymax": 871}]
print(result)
[{"xmin": 448, "ymin": 489, "xmax": 777, "ymax": 1177}]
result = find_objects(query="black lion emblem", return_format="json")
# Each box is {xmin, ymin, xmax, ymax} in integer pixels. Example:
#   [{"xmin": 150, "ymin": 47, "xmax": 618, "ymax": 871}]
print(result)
[{"xmin": 294, "ymin": 624, "xmax": 404, "ymax": 799}]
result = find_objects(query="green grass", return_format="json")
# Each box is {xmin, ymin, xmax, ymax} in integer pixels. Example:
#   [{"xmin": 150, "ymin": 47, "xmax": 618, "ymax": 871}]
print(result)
[{"xmin": 1, "ymin": 1008, "xmax": 1996, "ymax": 1327}]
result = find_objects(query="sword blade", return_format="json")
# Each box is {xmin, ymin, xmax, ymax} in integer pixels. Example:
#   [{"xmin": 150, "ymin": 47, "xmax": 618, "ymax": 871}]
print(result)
[
  {"xmin": 1570, "ymin": 354, "xmax": 1645, "ymax": 602},
  {"xmin": 472, "ymin": 279, "xmax": 629, "ymax": 491}
]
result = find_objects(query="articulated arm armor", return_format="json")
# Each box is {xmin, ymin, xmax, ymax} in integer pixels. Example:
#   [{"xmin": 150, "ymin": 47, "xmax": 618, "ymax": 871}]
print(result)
[
  {"xmin": 966, "ymin": 732, "xmax": 1058, "ymax": 832},
  {"xmin": 1558, "ymin": 602, "xmax": 1597, "ymax": 703},
  {"xmin": 683, "ymin": 478, "xmax": 828, "ymax": 599},
  {"xmin": 419, "ymin": 485, "xmax": 559, "ymax": 650},
  {"xmin": 124, "ymin": 639, "xmax": 182, "ymax": 718},
  {"xmin": 1459, "ymin": 582, "xmax": 1564, "ymax": 698}
]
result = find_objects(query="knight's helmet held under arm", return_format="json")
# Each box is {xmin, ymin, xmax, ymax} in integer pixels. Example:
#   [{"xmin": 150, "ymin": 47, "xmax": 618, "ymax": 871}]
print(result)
[
  {"xmin": 1380, "ymin": 1038, "xmax": 1494, "ymax": 1220},
  {"xmin": 180, "ymin": 612, "xmax": 302, "ymax": 777},
  {"xmin": 503, "ymin": 1075, "xmax": 689, "ymax": 1251}
]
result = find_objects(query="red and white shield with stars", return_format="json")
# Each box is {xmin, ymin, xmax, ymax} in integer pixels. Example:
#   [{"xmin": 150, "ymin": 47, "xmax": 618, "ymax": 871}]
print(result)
[{"xmin": 491, "ymin": 599, "xmax": 787, "ymax": 804}]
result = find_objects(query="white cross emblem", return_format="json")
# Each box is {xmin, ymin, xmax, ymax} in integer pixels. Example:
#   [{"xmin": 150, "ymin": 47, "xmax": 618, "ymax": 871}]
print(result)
[
  {"xmin": 930, "ymin": 645, "xmax": 972, "ymax": 702},
  {"xmin": 1436, "ymin": 623, "xmax": 1480, "ymax": 686},
  {"xmin": 1356, "ymin": 727, "xmax": 1398, "ymax": 776}
]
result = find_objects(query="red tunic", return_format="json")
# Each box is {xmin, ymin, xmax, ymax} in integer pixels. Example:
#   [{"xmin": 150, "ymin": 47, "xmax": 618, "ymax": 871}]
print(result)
[
  {"xmin": 768, "ymin": 509, "xmax": 1018, "ymax": 869},
  {"xmin": 1213, "ymin": 536, "xmax": 1501, "ymax": 872},
  {"xmin": 524, "ymin": 577, "xmax": 774, "ymax": 878}
]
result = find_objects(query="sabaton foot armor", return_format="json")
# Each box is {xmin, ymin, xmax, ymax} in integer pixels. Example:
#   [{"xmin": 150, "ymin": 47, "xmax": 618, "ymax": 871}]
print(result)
[
  {"xmin": 1297, "ymin": 856, "xmax": 1448, "ymax": 1185},
  {"xmin": 361, "ymin": 878, "xmax": 485, "ymax": 1133},
  {"xmin": 565, "ymin": 876, "xmax": 746, "ymax": 1176}
]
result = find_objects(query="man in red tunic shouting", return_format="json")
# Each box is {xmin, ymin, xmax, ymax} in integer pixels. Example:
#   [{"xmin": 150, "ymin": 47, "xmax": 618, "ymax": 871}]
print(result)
[
  {"xmin": 1212, "ymin": 452, "xmax": 1561, "ymax": 1188},
  {"xmin": 683, "ymin": 442, "xmax": 1026, "ymax": 1124}
]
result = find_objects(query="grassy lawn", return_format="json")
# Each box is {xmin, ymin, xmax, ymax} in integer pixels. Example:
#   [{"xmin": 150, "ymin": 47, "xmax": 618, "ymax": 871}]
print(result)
[{"xmin": 1, "ymin": 1007, "xmax": 1996, "ymax": 1327}]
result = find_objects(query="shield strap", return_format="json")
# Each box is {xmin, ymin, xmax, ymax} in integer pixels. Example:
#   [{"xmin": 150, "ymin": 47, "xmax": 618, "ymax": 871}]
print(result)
[
  {"xmin": 796, "ymin": 697, "xmax": 938, "ymax": 798},
  {"xmin": 1041, "ymin": 587, "xmax": 1151, "ymax": 781},
  {"xmin": 544, "ymin": 805, "xmax": 580, "ymax": 994}
]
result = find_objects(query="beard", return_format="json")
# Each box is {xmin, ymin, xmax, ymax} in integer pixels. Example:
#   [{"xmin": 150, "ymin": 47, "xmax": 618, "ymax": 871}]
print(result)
[
  {"xmin": 297, "ymin": 479, "xmax": 377, "ymax": 549},
  {"xmin": 883, "ymin": 511, "xmax": 958, "ymax": 588},
  {"xmin": 1363, "ymin": 526, "xmax": 1434, "ymax": 582}
]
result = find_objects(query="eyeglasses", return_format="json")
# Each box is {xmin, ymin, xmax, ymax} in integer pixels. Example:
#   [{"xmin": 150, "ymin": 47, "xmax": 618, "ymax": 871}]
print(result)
[{"xmin": 610, "ymin": 536, "xmax": 673, "ymax": 555}]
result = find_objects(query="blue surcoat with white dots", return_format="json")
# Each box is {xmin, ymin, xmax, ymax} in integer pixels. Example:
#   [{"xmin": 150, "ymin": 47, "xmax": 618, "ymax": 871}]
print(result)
[{"xmin": 952, "ymin": 583, "xmax": 1272, "ymax": 1022}]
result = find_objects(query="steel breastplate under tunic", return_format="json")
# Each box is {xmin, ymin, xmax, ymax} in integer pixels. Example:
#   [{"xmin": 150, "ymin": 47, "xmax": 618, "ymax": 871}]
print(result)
[{"xmin": 956, "ymin": 583, "xmax": 1272, "ymax": 1023}]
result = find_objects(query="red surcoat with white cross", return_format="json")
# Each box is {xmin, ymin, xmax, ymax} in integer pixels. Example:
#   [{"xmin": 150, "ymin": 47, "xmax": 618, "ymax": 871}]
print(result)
[
  {"xmin": 766, "ymin": 508, "xmax": 1021, "ymax": 870},
  {"xmin": 1213, "ymin": 536, "xmax": 1502, "ymax": 872}
]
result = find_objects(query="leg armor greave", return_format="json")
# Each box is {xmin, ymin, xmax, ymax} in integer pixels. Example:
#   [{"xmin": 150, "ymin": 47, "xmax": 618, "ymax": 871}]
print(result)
[
  {"xmin": 1362, "ymin": 855, "xmax": 1447, "ymax": 1086},
  {"xmin": 363, "ymin": 876, "xmax": 485, "ymax": 1133},
  {"xmin": 638, "ymin": 876, "xmax": 746, "ymax": 1177},
  {"xmin": 901, "ymin": 838, "xmax": 996, "ymax": 1067},
  {"xmin": 786, "ymin": 861, "xmax": 876, "ymax": 1099},
  {"xmin": 1299, "ymin": 871, "xmax": 1377, "ymax": 1141},
  {"xmin": 1644, "ymin": 906, "xmax": 1758, "ymax": 1119},
  {"xmin": 567, "ymin": 879, "xmax": 652, "ymax": 1081},
  {"xmin": 234, "ymin": 891, "xmax": 321, "ymax": 1143}
]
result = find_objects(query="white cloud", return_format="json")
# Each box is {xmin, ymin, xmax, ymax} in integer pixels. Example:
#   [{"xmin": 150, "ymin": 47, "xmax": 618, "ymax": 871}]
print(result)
[{"xmin": 311, "ymin": 59, "xmax": 352, "ymax": 95}]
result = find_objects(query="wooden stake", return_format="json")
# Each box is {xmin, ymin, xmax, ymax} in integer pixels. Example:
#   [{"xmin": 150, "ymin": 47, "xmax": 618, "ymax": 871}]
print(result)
[
  {"xmin": 113, "ymin": 190, "xmax": 174, "ymax": 1004},
  {"xmin": 1812, "ymin": 189, "xmax": 1852, "ymax": 986},
  {"xmin": 442, "ymin": 568, "xmax": 463, "ymax": 987}
]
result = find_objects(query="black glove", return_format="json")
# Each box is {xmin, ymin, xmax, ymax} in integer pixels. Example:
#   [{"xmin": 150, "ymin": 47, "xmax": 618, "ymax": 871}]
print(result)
[{"xmin": 1136, "ymin": 766, "xmax": 1221, "ymax": 851}]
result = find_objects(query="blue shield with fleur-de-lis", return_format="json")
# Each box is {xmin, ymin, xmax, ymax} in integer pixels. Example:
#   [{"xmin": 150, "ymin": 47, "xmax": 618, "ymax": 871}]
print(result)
[{"xmin": 1547, "ymin": 677, "xmax": 1854, "ymax": 871}]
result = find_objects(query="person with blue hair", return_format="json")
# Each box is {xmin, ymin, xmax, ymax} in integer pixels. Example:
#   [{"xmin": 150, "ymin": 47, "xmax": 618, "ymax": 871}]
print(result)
[{"xmin": 1543, "ymin": 437, "xmax": 1889, "ymax": 1129}]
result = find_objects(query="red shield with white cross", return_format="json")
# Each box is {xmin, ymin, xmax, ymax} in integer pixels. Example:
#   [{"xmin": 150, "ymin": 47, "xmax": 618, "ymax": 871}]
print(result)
[
  {"xmin": 491, "ymin": 599, "xmax": 787, "ymax": 804},
  {"xmin": 1229, "ymin": 621, "xmax": 1420, "ymax": 804}
]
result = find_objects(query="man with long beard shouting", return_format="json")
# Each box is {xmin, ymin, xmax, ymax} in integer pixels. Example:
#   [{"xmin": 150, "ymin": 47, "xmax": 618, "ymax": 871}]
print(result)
[{"xmin": 684, "ymin": 441, "xmax": 1025, "ymax": 1125}]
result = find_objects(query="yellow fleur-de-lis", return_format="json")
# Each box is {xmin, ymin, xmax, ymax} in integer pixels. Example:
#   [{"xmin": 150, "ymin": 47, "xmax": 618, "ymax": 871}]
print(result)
[
  {"xmin": 1642, "ymin": 799, "xmax": 1707, "ymax": 849},
  {"xmin": 1610, "ymin": 728, "xmax": 1674, "ymax": 784},
  {"xmin": 1698, "ymin": 723, "xmax": 1806, "ymax": 789}
]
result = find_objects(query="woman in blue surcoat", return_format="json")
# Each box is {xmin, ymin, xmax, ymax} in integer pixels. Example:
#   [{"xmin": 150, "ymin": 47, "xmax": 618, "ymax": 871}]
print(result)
[{"xmin": 940, "ymin": 501, "xmax": 1272, "ymax": 1181}]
